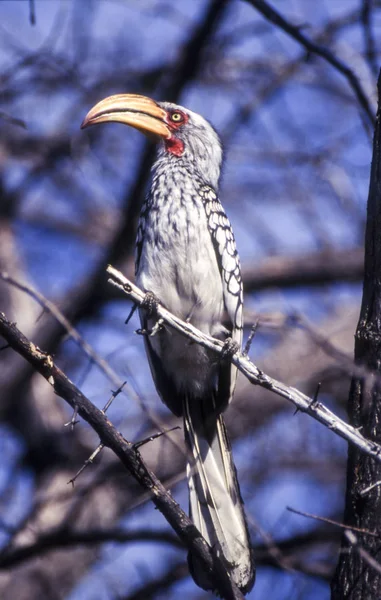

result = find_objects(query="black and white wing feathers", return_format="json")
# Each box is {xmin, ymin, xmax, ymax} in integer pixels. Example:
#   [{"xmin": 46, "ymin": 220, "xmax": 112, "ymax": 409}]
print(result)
[{"xmin": 200, "ymin": 184, "xmax": 243, "ymax": 402}]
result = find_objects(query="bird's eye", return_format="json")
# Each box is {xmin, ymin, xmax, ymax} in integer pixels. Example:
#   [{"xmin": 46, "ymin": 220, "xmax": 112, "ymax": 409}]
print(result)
[{"xmin": 170, "ymin": 112, "xmax": 184, "ymax": 123}]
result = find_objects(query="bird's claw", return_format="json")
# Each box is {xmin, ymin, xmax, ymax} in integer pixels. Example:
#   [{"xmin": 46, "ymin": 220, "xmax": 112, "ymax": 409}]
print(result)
[
  {"xmin": 141, "ymin": 290, "xmax": 160, "ymax": 317},
  {"xmin": 135, "ymin": 318, "xmax": 164, "ymax": 337},
  {"xmin": 221, "ymin": 337, "xmax": 239, "ymax": 361}
]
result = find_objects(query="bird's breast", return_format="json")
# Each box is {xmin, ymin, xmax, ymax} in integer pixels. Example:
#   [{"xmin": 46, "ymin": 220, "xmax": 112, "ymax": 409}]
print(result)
[{"xmin": 136, "ymin": 192, "xmax": 224, "ymax": 336}]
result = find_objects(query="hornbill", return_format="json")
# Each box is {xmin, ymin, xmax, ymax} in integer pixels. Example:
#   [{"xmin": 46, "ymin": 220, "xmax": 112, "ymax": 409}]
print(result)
[{"xmin": 81, "ymin": 95, "xmax": 255, "ymax": 594}]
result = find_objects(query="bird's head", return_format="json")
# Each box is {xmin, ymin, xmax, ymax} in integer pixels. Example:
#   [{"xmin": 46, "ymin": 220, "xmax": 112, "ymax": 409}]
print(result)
[{"xmin": 81, "ymin": 94, "xmax": 223, "ymax": 188}]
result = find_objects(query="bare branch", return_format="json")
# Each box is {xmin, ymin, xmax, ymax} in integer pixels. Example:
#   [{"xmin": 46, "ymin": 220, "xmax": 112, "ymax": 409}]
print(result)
[
  {"xmin": 361, "ymin": 0, "xmax": 378, "ymax": 77},
  {"xmin": 287, "ymin": 506, "xmax": 379, "ymax": 537},
  {"xmin": 0, "ymin": 311, "xmax": 244, "ymax": 600},
  {"xmin": 0, "ymin": 271, "xmax": 122, "ymax": 387},
  {"xmin": 244, "ymin": 0, "xmax": 375, "ymax": 125},
  {"xmin": 243, "ymin": 247, "xmax": 364, "ymax": 291},
  {"xmin": 0, "ymin": 528, "xmax": 182, "ymax": 570},
  {"xmin": 107, "ymin": 265, "xmax": 381, "ymax": 463},
  {"xmin": 0, "ymin": 271, "xmax": 185, "ymax": 455}
]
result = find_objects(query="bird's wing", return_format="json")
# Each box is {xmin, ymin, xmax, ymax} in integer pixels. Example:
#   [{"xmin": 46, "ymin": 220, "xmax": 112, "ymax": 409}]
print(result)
[
  {"xmin": 200, "ymin": 184, "xmax": 243, "ymax": 403},
  {"xmin": 135, "ymin": 197, "xmax": 149, "ymax": 275}
]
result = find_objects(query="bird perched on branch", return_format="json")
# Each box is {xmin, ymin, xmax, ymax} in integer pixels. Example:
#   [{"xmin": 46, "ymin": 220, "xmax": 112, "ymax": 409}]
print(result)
[{"xmin": 82, "ymin": 94, "xmax": 255, "ymax": 594}]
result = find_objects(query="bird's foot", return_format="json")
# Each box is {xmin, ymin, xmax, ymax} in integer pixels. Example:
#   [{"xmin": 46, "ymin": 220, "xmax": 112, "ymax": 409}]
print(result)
[
  {"xmin": 221, "ymin": 337, "xmax": 239, "ymax": 361},
  {"xmin": 141, "ymin": 290, "xmax": 160, "ymax": 317},
  {"xmin": 135, "ymin": 318, "xmax": 164, "ymax": 337}
]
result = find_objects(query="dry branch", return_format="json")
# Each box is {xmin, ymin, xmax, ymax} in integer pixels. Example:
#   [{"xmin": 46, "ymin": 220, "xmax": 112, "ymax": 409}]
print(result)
[
  {"xmin": 243, "ymin": 247, "xmax": 364, "ymax": 290},
  {"xmin": 244, "ymin": 0, "xmax": 375, "ymax": 125},
  {"xmin": 0, "ymin": 312, "xmax": 243, "ymax": 600},
  {"xmin": 106, "ymin": 265, "xmax": 381, "ymax": 464}
]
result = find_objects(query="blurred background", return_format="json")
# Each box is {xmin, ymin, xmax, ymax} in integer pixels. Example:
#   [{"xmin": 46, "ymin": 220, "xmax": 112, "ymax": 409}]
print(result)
[{"xmin": 0, "ymin": 0, "xmax": 379, "ymax": 598}]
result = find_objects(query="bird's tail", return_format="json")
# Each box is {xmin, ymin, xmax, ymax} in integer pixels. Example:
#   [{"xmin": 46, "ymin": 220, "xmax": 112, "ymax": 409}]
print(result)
[{"xmin": 183, "ymin": 397, "xmax": 255, "ymax": 594}]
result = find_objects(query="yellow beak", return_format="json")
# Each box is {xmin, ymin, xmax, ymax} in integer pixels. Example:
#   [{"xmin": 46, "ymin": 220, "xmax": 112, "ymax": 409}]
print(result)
[{"xmin": 81, "ymin": 94, "xmax": 171, "ymax": 139}]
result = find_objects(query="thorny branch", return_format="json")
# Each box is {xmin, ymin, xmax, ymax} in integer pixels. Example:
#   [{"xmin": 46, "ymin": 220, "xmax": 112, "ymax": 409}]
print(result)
[
  {"xmin": 0, "ymin": 311, "xmax": 244, "ymax": 600},
  {"xmin": 106, "ymin": 265, "xmax": 381, "ymax": 464},
  {"xmin": 0, "ymin": 271, "xmax": 185, "ymax": 457}
]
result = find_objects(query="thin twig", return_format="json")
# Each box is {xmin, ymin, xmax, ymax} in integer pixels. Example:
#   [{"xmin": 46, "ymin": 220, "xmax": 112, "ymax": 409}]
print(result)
[
  {"xmin": 287, "ymin": 506, "xmax": 379, "ymax": 538},
  {"xmin": 0, "ymin": 528, "xmax": 183, "ymax": 569},
  {"xmin": 243, "ymin": 321, "xmax": 258, "ymax": 356},
  {"xmin": 68, "ymin": 444, "xmax": 105, "ymax": 487},
  {"xmin": 0, "ymin": 311, "xmax": 244, "ymax": 600},
  {"xmin": 0, "ymin": 271, "xmax": 185, "ymax": 456},
  {"xmin": 344, "ymin": 530, "xmax": 381, "ymax": 575},
  {"xmin": 244, "ymin": 0, "xmax": 375, "ymax": 125},
  {"xmin": 67, "ymin": 383, "xmax": 127, "ymax": 484},
  {"xmin": 359, "ymin": 480, "xmax": 381, "ymax": 497},
  {"xmin": 0, "ymin": 272, "xmax": 123, "ymax": 388},
  {"xmin": 134, "ymin": 426, "xmax": 181, "ymax": 450},
  {"xmin": 288, "ymin": 312, "xmax": 381, "ymax": 388},
  {"xmin": 29, "ymin": 0, "xmax": 36, "ymax": 25},
  {"xmin": 361, "ymin": 0, "xmax": 378, "ymax": 77}
]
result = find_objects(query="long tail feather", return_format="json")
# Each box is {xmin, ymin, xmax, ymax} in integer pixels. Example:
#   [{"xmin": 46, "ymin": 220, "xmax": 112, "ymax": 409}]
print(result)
[{"xmin": 184, "ymin": 397, "xmax": 255, "ymax": 593}]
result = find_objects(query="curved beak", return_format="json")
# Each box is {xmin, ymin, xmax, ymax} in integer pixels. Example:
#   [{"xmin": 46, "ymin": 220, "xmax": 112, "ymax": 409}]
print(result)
[{"xmin": 81, "ymin": 94, "xmax": 171, "ymax": 139}]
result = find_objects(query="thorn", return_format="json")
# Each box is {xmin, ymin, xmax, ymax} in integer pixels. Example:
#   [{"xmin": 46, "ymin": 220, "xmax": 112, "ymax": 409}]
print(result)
[
  {"xmin": 310, "ymin": 382, "xmax": 321, "ymax": 408},
  {"xmin": 64, "ymin": 405, "xmax": 79, "ymax": 430},
  {"xmin": 135, "ymin": 321, "xmax": 164, "ymax": 337},
  {"xmin": 293, "ymin": 407, "xmax": 300, "ymax": 416},
  {"xmin": 150, "ymin": 318, "xmax": 164, "ymax": 337},
  {"xmin": 125, "ymin": 303, "xmax": 138, "ymax": 325},
  {"xmin": 134, "ymin": 426, "xmax": 181, "ymax": 450},
  {"xmin": 68, "ymin": 443, "xmax": 105, "ymax": 486},
  {"xmin": 102, "ymin": 381, "xmax": 126, "ymax": 414},
  {"xmin": 243, "ymin": 321, "xmax": 258, "ymax": 356}
]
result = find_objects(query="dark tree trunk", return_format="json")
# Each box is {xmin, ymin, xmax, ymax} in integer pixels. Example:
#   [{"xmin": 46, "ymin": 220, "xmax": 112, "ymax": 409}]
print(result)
[{"xmin": 331, "ymin": 71, "xmax": 381, "ymax": 599}]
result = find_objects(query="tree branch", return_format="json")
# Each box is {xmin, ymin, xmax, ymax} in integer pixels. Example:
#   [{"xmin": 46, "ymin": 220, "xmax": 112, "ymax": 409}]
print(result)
[
  {"xmin": 0, "ymin": 528, "xmax": 182, "ymax": 570},
  {"xmin": 106, "ymin": 265, "xmax": 381, "ymax": 464},
  {"xmin": 0, "ymin": 522, "xmax": 335, "ymax": 580},
  {"xmin": 243, "ymin": 247, "xmax": 364, "ymax": 291},
  {"xmin": 244, "ymin": 0, "xmax": 375, "ymax": 125},
  {"xmin": 0, "ymin": 313, "xmax": 244, "ymax": 600}
]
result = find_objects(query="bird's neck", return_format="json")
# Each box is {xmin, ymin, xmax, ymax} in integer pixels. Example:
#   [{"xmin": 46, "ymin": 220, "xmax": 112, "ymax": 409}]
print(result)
[{"xmin": 150, "ymin": 152, "xmax": 218, "ymax": 206}]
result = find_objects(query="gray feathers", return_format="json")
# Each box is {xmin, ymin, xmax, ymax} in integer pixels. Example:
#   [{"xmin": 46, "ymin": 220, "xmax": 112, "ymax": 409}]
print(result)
[{"xmin": 135, "ymin": 103, "xmax": 254, "ymax": 593}]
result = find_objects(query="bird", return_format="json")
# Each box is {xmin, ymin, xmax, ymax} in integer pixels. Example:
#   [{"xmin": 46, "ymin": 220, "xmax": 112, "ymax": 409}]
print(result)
[{"xmin": 81, "ymin": 94, "xmax": 255, "ymax": 594}]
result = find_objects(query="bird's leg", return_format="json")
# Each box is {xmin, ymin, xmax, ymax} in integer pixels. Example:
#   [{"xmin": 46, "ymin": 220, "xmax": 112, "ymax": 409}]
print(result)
[
  {"xmin": 135, "ymin": 290, "xmax": 164, "ymax": 337},
  {"xmin": 221, "ymin": 337, "xmax": 240, "ymax": 362}
]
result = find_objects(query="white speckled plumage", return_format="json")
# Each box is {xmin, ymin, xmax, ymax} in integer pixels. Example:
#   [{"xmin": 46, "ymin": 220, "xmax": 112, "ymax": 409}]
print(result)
[
  {"xmin": 82, "ymin": 93, "xmax": 253, "ymax": 591},
  {"xmin": 135, "ymin": 102, "xmax": 254, "ymax": 593}
]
